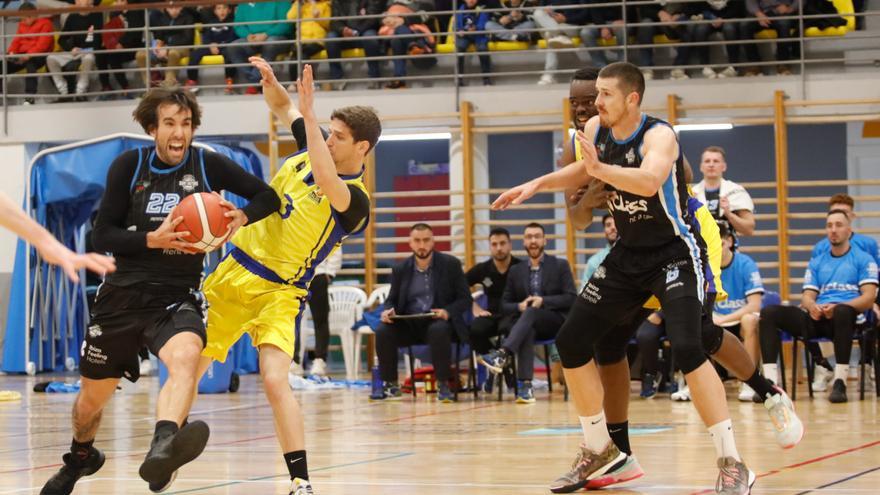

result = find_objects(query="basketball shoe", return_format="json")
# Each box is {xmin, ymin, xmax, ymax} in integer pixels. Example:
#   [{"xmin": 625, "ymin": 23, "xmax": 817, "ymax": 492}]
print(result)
[
  {"xmin": 715, "ymin": 456, "xmax": 756, "ymax": 494},
  {"xmin": 763, "ymin": 387, "xmax": 804, "ymax": 449},
  {"xmin": 585, "ymin": 454, "xmax": 645, "ymax": 489},
  {"xmin": 549, "ymin": 441, "xmax": 626, "ymax": 493},
  {"xmin": 139, "ymin": 420, "xmax": 210, "ymax": 490},
  {"xmin": 290, "ymin": 477, "xmax": 314, "ymax": 494},
  {"xmin": 40, "ymin": 448, "xmax": 105, "ymax": 495}
]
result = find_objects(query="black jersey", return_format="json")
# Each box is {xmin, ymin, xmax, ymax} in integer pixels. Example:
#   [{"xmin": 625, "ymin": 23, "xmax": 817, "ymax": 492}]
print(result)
[
  {"xmin": 595, "ymin": 114, "xmax": 693, "ymax": 250},
  {"xmin": 92, "ymin": 146, "xmax": 279, "ymax": 289}
]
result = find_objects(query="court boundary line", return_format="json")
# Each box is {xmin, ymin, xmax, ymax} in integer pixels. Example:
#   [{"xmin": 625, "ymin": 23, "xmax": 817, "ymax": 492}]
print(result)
[{"xmin": 793, "ymin": 465, "xmax": 880, "ymax": 495}]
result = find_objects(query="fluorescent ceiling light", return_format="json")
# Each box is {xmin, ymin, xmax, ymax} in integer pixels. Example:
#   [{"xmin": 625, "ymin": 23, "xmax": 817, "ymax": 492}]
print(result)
[
  {"xmin": 379, "ymin": 132, "xmax": 451, "ymax": 142},
  {"xmin": 673, "ymin": 123, "xmax": 734, "ymax": 132}
]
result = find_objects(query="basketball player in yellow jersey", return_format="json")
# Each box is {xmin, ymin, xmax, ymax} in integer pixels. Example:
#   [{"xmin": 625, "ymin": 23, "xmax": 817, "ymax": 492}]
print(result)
[{"xmin": 194, "ymin": 59, "xmax": 380, "ymax": 495}]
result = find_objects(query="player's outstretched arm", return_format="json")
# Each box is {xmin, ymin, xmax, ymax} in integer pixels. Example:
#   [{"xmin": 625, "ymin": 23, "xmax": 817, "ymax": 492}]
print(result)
[
  {"xmin": 251, "ymin": 56, "xmax": 302, "ymax": 130},
  {"xmin": 296, "ymin": 64, "xmax": 353, "ymax": 212},
  {"xmin": 492, "ymin": 162, "xmax": 591, "ymax": 211},
  {"xmin": 0, "ymin": 192, "xmax": 115, "ymax": 282},
  {"xmin": 576, "ymin": 124, "xmax": 677, "ymax": 198}
]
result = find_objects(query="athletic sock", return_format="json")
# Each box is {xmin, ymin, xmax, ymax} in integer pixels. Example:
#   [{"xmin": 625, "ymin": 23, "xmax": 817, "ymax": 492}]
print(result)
[
  {"xmin": 579, "ymin": 412, "xmax": 612, "ymax": 454},
  {"xmin": 708, "ymin": 419, "xmax": 741, "ymax": 462},
  {"xmin": 284, "ymin": 450, "xmax": 309, "ymax": 481},
  {"xmin": 833, "ymin": 364, "xmax": 849, "ymax": 383},
  {"xmin": 745, "ymin": 367, "xmax": 776, "ymax": 400},
  {"xmin": 70, "ymin": 438, "xmax": 94, "ymax": 461},
  {"xmin": 607, "ymin": 421, "xmax": 631, "ymax": 456},
  {"xmin": 154, "ymin": 420, "xmax": 179, "ymax": 441},
  {"xmin": 762, "ymin": 363, "xmax": 779, "ymax": 384}
]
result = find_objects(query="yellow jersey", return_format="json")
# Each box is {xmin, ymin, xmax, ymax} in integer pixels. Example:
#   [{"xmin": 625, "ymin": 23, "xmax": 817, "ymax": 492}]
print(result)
[
  {"xmin": 572, "ymin": 132, "xmax": 726, "ymax": 308},
  {"xmin": 229, "ymin": 149, "xmax": 370, "ymax": 290}
]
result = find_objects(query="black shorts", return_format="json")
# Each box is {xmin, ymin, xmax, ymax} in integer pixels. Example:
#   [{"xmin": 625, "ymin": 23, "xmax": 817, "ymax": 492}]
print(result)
[
  {"xmin": 580, "ymin": 240, "xmax": 704, "ymax": 319},
  {"xmin": 79, "ymin": 283, "xmax": 207, "ymax": 382}
]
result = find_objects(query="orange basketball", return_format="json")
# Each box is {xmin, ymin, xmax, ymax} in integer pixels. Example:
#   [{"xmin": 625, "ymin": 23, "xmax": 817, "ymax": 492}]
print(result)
[{"xmin": 173, "ymin": 192, "xmax": 233, "ymax": 253}]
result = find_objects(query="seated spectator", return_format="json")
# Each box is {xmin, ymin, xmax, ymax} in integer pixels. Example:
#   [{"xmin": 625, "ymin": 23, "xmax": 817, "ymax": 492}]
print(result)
[
  {"xmin": 46, "ymin": 0, "xmax": 101, "ymax": 101},
  {"xmin": 480, "ymin": 223, "xmax": 576, "ymax": 403},
  {"xmin": 580, "ymin": 214, "xmax": 616, "ymax": 288},
  {"xmin": 467, "ymin": 228, "xmax": 521, "ymax": 381},
  {"xmin": 455, "ymin": 0, "xmax": 493, "ymax": 86},
  {"xmin": 673, "ymin": 0, "xmax": 744, "ymax": 79},
  {"xmin": 379, "ymin": 0, "xmax": 437, "ymax": 89},
  {"xmin": 2, "ymin": 2, "xmax": 53, "ymax": 105},
  {"xmin": 186, "ymin": 3, "xmax": 237, "ymax": 93},
  {"xmin": 759, "ymin": 209, "xmax": 878, "ymax": 403},
  {"xmin": 97, "ymin": 0, "xmax": 142, "ymax": 99},
  {"xmin": 807, "ymin": 193, "xmax": 880, "ymax": 392},
  {"xmin": 713, "ymin": 224, "xmax": 764, "ymax": 402},
  {"xmin": 532, "ymin": 0, "xmax": 592, "ymax": 85},
  {"xmin": 326, "ymin": 0, "xmax": 386, "ymax": 88},
  {"xmin": 374, "ymin": 224, "xmax": 470, "ymax": 402},
  {"xmin": 742, "ymin": 0, "xmax": 800, "ymax": 76},
  {"xmin": 485, "ymin": 0, "xmax": 536, "ymax": 42},
  {"xmin": 636, "ymin": 0, "xmax": 688, "ymax": 80},
  {"xmin": 691, "ymin": 146, "xmax": 756, "ymax": 236},
  {"xmin": 578, "ymin": 0, "xmax": 631, "ymax": 68},
  {"xmin": 225, "ymin": 0, "xmax": 292, "ymax": 94},
  {"xmin": 286, "ymin": 0, "xmax": 332, "ymax": 87},
  {"xmin": 135, "ymin": 5, "xmax": 195, "ymax": 87}
]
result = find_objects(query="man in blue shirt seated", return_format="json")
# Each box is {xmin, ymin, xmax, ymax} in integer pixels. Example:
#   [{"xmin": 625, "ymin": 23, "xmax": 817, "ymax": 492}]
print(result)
[
  {"xmin": 713, "ymin": 225, "xmax": 765, "ymax": 402},
  {"xmin": 759, "ymin": 210, "xmax": 879, "ymax": 403},
  {"xmin": 580, "ymin": 214, "xmax": 616, "ymax": 290},
  {"xmin": 808, "ymin": 193, "xmax": 880, "ymax": 392}
]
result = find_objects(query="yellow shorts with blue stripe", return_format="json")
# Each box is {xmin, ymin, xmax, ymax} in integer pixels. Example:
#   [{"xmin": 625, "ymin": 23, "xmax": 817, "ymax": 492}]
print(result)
[{"xmin": 201, "ymin": 257, "xmax": 307, "ymax": 363}]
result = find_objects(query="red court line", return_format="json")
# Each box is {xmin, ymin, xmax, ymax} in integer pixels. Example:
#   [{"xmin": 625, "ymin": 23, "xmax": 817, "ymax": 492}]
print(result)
[{"xmin": 688, "ymin": 439, "xmax": 880, "ymax": 495}]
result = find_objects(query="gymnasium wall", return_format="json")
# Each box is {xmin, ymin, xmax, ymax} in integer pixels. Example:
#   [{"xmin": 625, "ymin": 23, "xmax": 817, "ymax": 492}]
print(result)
[{"xmin": 0, "ymin": 143, "xmax": 28, "ymax": 344}]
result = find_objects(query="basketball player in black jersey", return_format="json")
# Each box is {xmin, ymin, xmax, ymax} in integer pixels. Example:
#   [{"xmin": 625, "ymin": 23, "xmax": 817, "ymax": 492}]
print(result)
[
  {"xmin": 40, "ymin": 87, "xmax": 279, "ymax": 495},
  {"xmin": 494, "ymin": 62, "xmax": 754, "ymax": 494}
]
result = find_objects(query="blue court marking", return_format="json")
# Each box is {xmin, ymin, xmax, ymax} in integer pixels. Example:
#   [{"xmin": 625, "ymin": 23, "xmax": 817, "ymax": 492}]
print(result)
[
  {"xmin": 164, "ymin": 452, "xmax": 414, "ymax": 494},
  {"xmin": 519, "ymin": 426, "xmax": 672, "ymax": 436}
]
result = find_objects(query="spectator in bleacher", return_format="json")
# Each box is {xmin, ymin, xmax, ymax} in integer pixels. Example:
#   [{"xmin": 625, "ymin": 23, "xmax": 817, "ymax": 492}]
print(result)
[
  {"xmin": 467, "ymin": 228, "xmax": 522, "ymax": 365},
  {"xmin": 742, "ymin": 0, "xmax": 800, "ymax": 76},
  {"xmin": 135, "ymin": 5, "xmax": 195, "ymax": 87},
  {"xmin": 374, "ymin": 223, "xmax": 471, "ymax": 402},
  {"xmin": 759, "ymin": 209, "xmax": 878, "ymax": 403},
  {"xmin": 672, "ymin": 0, "xmax": 745, "ymax": 79},
  {"xmin": 454, "ymin": 0, "xmax": 493, "ymax": 86},
  {"xmin": 225, "ymin": 0, "xmax": 292, "ymax": 94},
  {"xmin": 286, "ymin": 0, "xmax": 333, "ymax": 87},
  {"xmin": 485, "ymin": 0, "xmax": 536, "ymax": 42},
  {"xmin": 480, "ymin": 223, "xmax": 576, "ymax": 403},
  {"xmin": 713, "ymin": 224, "xmax": 765, "ymax": 401},
  {"xmin": 577, "ymin": 0, "xmax": 631, "ymax": 68},
  {"xmin": 807, "ymin": 193, "xmax": 880, "ymax": 392},
  {"xmin": 379, "ymin": 0, "xmax": 437, "ymax": 89},
  {"xmin": 690, "ymin": 145, "xmax": 756, "ymax": 236},
  {"xmin": 186, "ymin": 3, "xmax": 237, "ymax": 94},
  {"xmin": 580, "ymin": 214, "xmax": 616, "ymax": 288},
  {"xmin": 326, "ymin": 0, "xmax": 386, "ymax": 88},
  {"xmin": 2, "ymin": 2, "xmax": 53, "ymax": 105},
  {"xmin": 532, "ymin": 0, "xmax": 592, "ymax": 85},
  {"xmin": 96, "ymin": 0, "xmax": 142, "ymax": 99},
  {"xmin": 635, "ymin": 0, "xmax": 688, "ymax": 80},
  {"xmin": 46, "ymin": 0, "xmax": 101, "ymax": 101}
]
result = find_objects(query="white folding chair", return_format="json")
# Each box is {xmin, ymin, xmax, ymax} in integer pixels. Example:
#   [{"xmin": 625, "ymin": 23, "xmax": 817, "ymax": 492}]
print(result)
[
  {"xmin": 327, "ymin": 286, "xmax": 368, "ymax": 380},
  {"xmin": 352, "ymin": 284, "xmax": 390, "ymax": 376}
]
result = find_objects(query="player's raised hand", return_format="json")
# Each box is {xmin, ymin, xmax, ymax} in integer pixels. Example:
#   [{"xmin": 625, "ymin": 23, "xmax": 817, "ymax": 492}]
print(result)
[
  {"xmin": 296, "ymin": 64, "xmax": 317, "ymax": 121},
  {"xmin": 146, "ymin": 212, "xmax": 197, "ymax": 254},
  {"xmin": 250, "ymin": 56, "xmax": 292, "ymax": 117},
  {"xmin": 212, "ymin": 191, "xmax": 248, "ymax": 240},
  {"xmin": 573, "ymin": 177, "xmax": 615, "ymax": 209},
  {"xmin": 576, "ymin": 130, "xmax": 601, "ymax": 176},
  {"xmin": 37, "ymin": 240, "xmax": 116, "ymax": 283},
  {"xmin": 492, "ymin": 180, "xmax": 540, "ymax": 210}
]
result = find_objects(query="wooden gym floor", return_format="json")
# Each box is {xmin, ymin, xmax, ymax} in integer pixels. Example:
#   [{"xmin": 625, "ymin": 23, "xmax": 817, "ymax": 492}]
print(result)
[{"xmin": 0, "ymin": 373, "xmax": 877, "ymax": 494}]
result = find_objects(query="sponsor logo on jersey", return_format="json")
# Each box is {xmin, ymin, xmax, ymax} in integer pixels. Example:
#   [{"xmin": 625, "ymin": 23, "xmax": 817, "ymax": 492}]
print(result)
[
  {"xmin": 295, "ymin": 162, "xmax": 307, "ymax": 173},
  {"xmin": 179, "ymin": 174, "xmax": 199, "ymax": 192},
  {"xmin": 135, "ymin": 180, "xmax": 151, "ymax": 193},
  {"xmin": 593, "ymin": 265, "xmax": 606, "ymax": 280},
  {"xmin": 609, "ymin": 195, "xmax": 649, "ymax": 215},
  {"xmin": 625, "ymin": 148, "xmax": 636, "ymax": 164},
  {"xmin": 88, "ymin": 324, "xmax": 102, "ymax": 338},
  {"xmin": 308, "ymin": 188, "xmax": 324, "ymax": 204},
  {"xmin": 666, "ymin": 267, "xmax": 680, "ymax": 284},
  {"xmin": 482, "ymin": 277, "xmax": 494, "ymax": 288}
]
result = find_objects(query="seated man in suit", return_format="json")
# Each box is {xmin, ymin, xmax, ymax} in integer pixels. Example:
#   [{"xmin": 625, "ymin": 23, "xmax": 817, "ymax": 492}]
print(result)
[
  {"xmin": 374, "ymin": 223, "xmax": 471, "ymax": 402},
  {"xmin": 480, "ymin": 222, "xmax": 576, "ymax": 403}
]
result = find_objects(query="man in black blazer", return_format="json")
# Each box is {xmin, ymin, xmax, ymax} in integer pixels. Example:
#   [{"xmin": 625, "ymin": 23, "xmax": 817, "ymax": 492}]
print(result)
[
  {"xmin": 374, "ymin": 223, "xmax": 471, "ymax": 402},
  {"xmin": 479, "ymin": 223, "xmax": 576, "ymax": 403}
]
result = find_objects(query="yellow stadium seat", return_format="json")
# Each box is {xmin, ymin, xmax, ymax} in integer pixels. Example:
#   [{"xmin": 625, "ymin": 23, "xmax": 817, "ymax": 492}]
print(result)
[
  {"xmin": 804, "ymin": 0, "xmax": 855, "ymax": 36},
  {"xmin": 755, "ymin": 29, "xmax": 778, "ymax": 39},
  {"xmin": 536, "ymin": 37, "xmax": 582, "ymax": 49},
  {"xmin": 438, "ymin": 17, "xmax": 530, "ymax": 53},
  {"xmin": 652, "ymin": 33, "xmax": 679, "ymax": 44}
]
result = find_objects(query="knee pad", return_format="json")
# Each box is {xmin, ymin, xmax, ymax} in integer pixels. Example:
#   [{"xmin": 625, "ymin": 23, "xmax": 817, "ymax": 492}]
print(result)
[
  {"xmin": 555, "ymin": 322, "xmax": 596, "ymax": 369},
  {"xmin": 672, "ymin": 340, "xmax": 707, "ymax": 374},
  {"xmin": 593, "ymin": 345, "xmax": 627, "ymax": 366},
  {"xmin": 701, "ymin": 321, "xmax": 725, "ymax": 355}
]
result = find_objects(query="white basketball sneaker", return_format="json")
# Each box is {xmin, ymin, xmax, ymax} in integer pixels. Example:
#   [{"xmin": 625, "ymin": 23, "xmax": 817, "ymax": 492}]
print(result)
[
  {"xmin": 764, "ymin": 387, "xmax": 804, "ymax": 449},
  {"xmin": 811, "ymin": 365, "xmax": 833, "ymax": 392},
  {"xmin": 310, "ymin": 358, "xmax": 327, "ymax": 377}
]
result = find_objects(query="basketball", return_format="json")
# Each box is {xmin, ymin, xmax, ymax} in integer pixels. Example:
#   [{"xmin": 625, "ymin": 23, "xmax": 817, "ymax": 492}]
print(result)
[{"xmin": 173, "ymin": 192, "xmax": 232, "ymax": 253}]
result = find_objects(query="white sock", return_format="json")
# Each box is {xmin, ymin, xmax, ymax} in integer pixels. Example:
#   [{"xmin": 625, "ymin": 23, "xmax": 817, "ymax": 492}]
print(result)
[
  {"xmin": 762, "ymin": 363, "xmax": 778, "ymax": 384},
  {"xmin": 834, "ymin": 364, "xmax": 849, "ymax": 383},
  {"xmin": 579, "ymin": 412, "xmax": 612, "ymax": 453},
  {"xmin": 708, "ymin": 419, "xmax": 741, "ymax": 462}
]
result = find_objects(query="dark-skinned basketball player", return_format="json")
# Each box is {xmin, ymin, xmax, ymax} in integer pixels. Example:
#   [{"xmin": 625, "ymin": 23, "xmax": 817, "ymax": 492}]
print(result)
[{"xmin": 40, "ymin": 86, "xmax": 279, "ymax": 495}]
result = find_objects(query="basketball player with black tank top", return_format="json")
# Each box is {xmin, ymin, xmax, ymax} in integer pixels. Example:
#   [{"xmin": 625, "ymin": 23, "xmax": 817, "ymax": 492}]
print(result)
[
  {"xmin": 40, "ymin": 87, "xmax": 279, "ymax": 495},
  {"xmin": 493, "ymin": 62, "xmax": 754, "ymax": 495}
]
